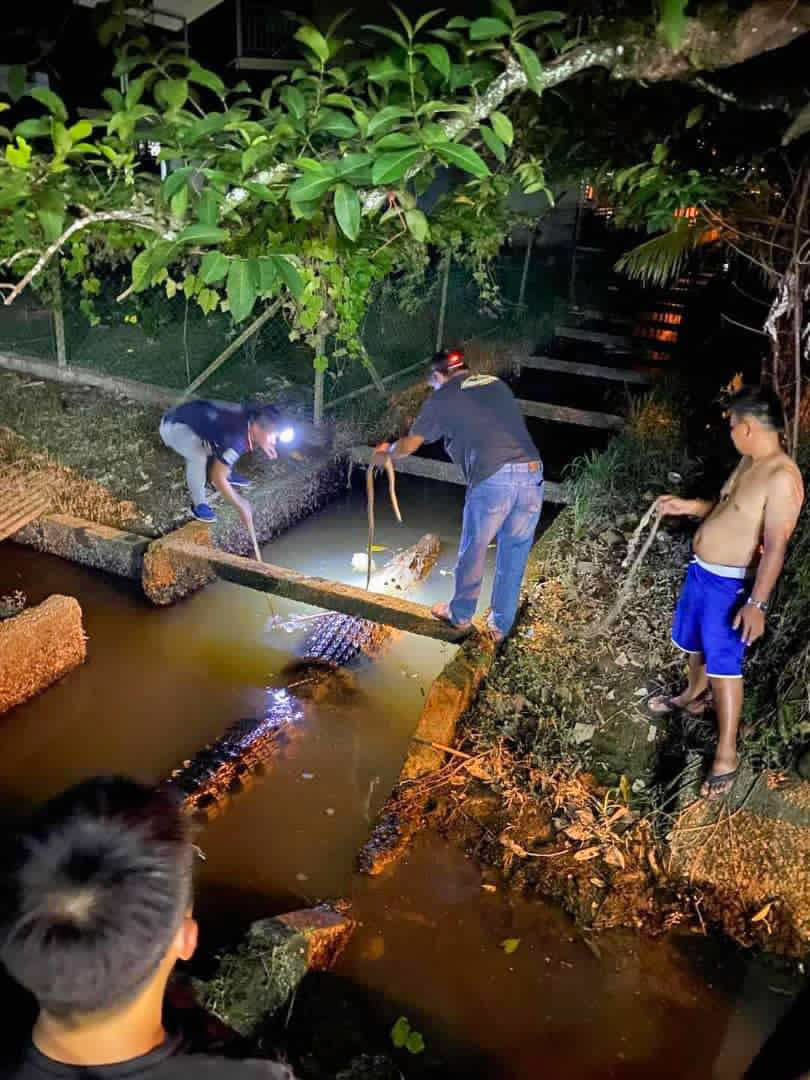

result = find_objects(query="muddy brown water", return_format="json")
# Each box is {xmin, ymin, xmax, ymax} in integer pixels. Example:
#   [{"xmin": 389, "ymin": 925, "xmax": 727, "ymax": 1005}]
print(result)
[{"xmin": 0, "ymin": 474, "xmax": 799, "ymax": 1077}]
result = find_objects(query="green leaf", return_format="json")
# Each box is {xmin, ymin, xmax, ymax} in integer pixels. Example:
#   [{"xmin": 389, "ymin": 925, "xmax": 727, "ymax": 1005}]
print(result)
[
  {"xmin": 273, "ymin": 255, "xmax": 304, "ymax": 299},
  {"xmin": 374, "ymin": 132, "xmax": 421, "ymax": 150},
  {"xmin": 686, "ymin": 104, "xmax": 704, "ymax": 130},
  {"xmin": 391, "ymin": 1018, "xmax": 410, "ymax": 1049},
  {"xmin": 469, "ymin": 16, "xmax": 511, "ymax": 39},
  {"xmin": 435, "ymin": 142, "xmax": 490, "ymax": 178},
  {"xmin": 500, "ymin": 937, "xmax": 520, "ymax": 954},
  {"xmin": 446, "ymin": 16, "xmax": 470, "ymax": 28},
  {"xmin": 367, "ymin": 105, "xmax": 414, "ymax": 136},
  {"xmin": 414, "ymin": 9, "xmax": 444, "ymax": 33},
  {"xmin": 188, "ymin": 64, "xmax": 226, "ymax": 95},
  {"xmin": 170, "ymin": 184, "xmax": 189, "ymax": 220},
  {"xmin": 196, "ymin": 188, "xmax": 220, "ymax": 226},
  {"xmin": 366, "ymin": 56, "xmax": 407, "ymax": 85},
  {"xmin": 36, "ymin": 209, "xmax": 64, "ymax": 244},
  {"xmin": 280, "ymin": 85, "xmax": 307, "ymax": 121},
  {"xmin": 199, "ymin": 251, "xmax": 229, "ymax": 284},
  {"xmin": 176, "ymin": 223, "xmax": 228, "ymax": 245},
  {"xmin": 390, "ymin": 4, "xmax": 414, "ymax": 40},
  {"xmin": 652, "ymin": 142, "xmax": 668, "ymax": 165},
  {"xmin": 242, "ymin": 140, "xmax": 273, "ymax": 175},
  {"xmin": 515, "ymin": 11, "xmax": 565, "ymax": 32},
  {"xmin": 405, "ymin": 1032, "xmax": 425, "ymax": 1055},
  {"xmin": 323, "ymin": 93, "xmax": 355, "ymax": 109},
  {"xmin": 256, "ymin": 257, "xmax": 278, "ymax": 294},
  {"xmin": 13, "ymin": 118, "xmax": 52, "ymax": 139},
  {"xmin": 157, "ymin": 78, "xmax": 188, "ymax": 110},
  {"xmin": 185, "ymin": 112, "xmax": 228, "ymax": 141},
  {"xmin": 163, "ymin": 167, "xmax": 193, "ymax": 202},
  {"xmin": 287, "ymin": 170, "xmax": 336, "ymax": 203},
  {"xmin": 335, "ymin": 152, "xmax": 374, "ymax": 178},
  {"xmin": 51, "ymin": 122, "xmax": 72, "ymax": 157},
  {"xmin": 334, "ymin": 183, "xmax": 361, "ymax": 240},
  {"xmin": 7, "ymin": 65, "xmax": 26, "ymax": 103},
  {"xmin": 363, "ymin": 24, "xmax": 409, "ymax": 50},
  {"xmin": 295, "ymin": 25, "xmax": 330, "ymax": 63},
  {"xmin": 490, "ymin": 111, "xmax": 513, "ymax": 146},
  {"xmin": 26, "ymin": 87, "xmax": 68, "ymax": 122},
  {"xmin": 513, "ymin": 42, "xmax": 543, "ymax": 94},
  {"xmin": 371, "ymin": 148, "xmax": 424, "ymax": 185},
  {"xmin": 783, "ymin": 102, "xmax": 810, "ymax": 146},
  {"xmin": 658, "ymin": 0, "xmax": 688, "ymax": 51},
  {"xmin": 480, "ymin": 124, "xmax": 506, "ymax": 163},
  {"xmin": 226, "ymin": 258, "xmax": 257, "ymax": 323},
  {"xmin": 404, "ymin": 208, "xmax": 429, "ymax": 241},
  {"xmin": 130, "ymin": 241, "xmax": 176, "ymax": 293},
  {"xmin": 418, "ymin": 44, "xmax": 451, "ymax": 82},
  {"xmin": 491, "ymin": 0, "xmax": 516, "ymax": 23},
  {"xmin": 315, "ymin": 108, "xmax": 357, "ymax": 138},
  {"xmin": 68, "ymin": 120, "xmax": 93, "ymax": 143}
]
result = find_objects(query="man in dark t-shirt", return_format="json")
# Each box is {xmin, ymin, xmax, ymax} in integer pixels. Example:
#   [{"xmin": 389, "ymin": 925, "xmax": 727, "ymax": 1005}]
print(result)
[
  {"xmin": 0, "ymin": 778, "xmax": 296, "ymax": 1080},
  {"xmin": 372, "ymin": 349, "xmax": 543, "ymax": 641}
]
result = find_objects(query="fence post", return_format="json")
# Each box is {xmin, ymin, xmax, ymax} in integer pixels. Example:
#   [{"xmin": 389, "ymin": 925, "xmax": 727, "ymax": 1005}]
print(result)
[
  {"xmin": 313, "ymin": 334, "xmax": 326, "ymax": 424},
  {"xmin": 435, "ymin": 253, "xmax": 451, "ymax": 351},
  {"xmin": 52, "ymin": 267, "xmax": 67, "ymax": 368},
  {"xmin": 517, "ymin": 226, "xmax": 536, "ymax": 309}
]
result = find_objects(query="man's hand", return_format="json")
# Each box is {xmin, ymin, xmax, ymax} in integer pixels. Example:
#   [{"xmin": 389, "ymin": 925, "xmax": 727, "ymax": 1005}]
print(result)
[
  {"xmin": 656, "ymin": 494, "xmax": 697, "ymax": 517},
  {"xmin": 263, "ymin": 443, "xmax": 278, "ymax": 460},
  {"xmin": 371, "ymin": 441, "xmax": 391, "ymax": 468},
  {"xmin": 733, "ymin": 602, "xmax": 765, "ymax": 645}
]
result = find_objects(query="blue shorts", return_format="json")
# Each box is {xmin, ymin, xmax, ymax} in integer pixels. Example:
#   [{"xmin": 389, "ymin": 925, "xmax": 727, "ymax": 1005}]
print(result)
[{"xmin": 672, "ymin": 559, "xmax": 750, "ymax": 678}]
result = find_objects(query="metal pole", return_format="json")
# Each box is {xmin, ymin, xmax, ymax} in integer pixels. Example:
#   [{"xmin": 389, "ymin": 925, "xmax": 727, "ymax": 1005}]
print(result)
[
  {"xmin": 313, "ymin": 332, "xmax": 326, "ymax": 424},
  {"xmin": 517, "ymin": 226, "xmax": 536, "ymax": 309},
  {"xmin": 435, "ymin": 253, "xmax": 450, "ymax": 352}
]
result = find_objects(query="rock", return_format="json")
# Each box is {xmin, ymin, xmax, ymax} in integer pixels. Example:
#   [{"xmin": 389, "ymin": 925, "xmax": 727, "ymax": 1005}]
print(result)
[
  {"xmin": 193, "ymin": 906, "xmax": 355, "ymax": 1037},
  {"xmin": 572, "ymin": 722, "xmax": 596, "ymax": 745},
  {"xmin": 601, "ymin": 529, "xmax": 623, "ymax": 546},
  {"xmin": 0, "ymin": 595, "xmax": 86, "ymax": 715}
]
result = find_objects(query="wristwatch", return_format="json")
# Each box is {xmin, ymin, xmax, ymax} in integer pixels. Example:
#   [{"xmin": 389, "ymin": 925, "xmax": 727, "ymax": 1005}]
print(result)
[{"xmin": 745, "ymin": 597, "xmax": 768, "ymax": 613}]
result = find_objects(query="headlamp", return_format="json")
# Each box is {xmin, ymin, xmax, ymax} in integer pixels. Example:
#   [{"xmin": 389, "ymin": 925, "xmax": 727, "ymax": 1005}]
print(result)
[{"xmin": 278, "ymin": 427, "xmax": 295, "ymax": 444}]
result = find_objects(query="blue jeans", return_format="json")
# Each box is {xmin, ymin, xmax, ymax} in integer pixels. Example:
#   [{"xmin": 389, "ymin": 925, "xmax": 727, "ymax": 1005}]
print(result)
[{"xmin": 449, "ymin": 463, "xmax": 544, "ymax": 635}]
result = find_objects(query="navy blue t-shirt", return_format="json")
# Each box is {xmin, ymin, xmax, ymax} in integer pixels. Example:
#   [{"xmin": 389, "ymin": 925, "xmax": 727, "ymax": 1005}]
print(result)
[
  {"xmin": 162, "ymin": 401, "xmax": 250, "ymax": 467},
  {"xmin": 410, "ymin": 374, "xmax": 540, "ymax": 487}
]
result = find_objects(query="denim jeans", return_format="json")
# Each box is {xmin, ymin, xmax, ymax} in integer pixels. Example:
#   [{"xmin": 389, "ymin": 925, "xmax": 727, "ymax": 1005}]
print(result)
[
  {"xmin": 449, "ymin": 463, "xmax": 544, "ymax": 636},
  {"xmin": 159, "ymin": 418, "xmax": 209, "ymax": 506}
]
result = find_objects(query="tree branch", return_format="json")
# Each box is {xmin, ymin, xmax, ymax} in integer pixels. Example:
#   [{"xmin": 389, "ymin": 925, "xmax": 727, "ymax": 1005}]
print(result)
[
  {"xmin": 693, "ymin": 75, "xmax": 787, "ymax": 112},
  {"xmin": 2, "ymin": 211, "xmax": 169, "ymax": 306}
]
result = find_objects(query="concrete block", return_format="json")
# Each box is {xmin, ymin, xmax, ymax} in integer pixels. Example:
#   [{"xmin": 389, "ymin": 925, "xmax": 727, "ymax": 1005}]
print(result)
[{"xmin": 0, "ymin": 595, "xmax": 86, "ymax": 714}]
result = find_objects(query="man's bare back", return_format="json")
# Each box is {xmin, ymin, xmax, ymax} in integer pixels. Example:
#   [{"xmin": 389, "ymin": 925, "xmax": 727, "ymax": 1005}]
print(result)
[{"xmin": 694, "ymin": 451, "xmax": 804, "ymax": 569}]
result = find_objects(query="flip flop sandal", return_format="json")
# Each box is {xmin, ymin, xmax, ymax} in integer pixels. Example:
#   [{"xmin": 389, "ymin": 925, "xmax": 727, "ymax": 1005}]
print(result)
[
  {"xmin": 647, "ymin": 691, "xmax": 711, "ymax": 717},
  {"xmin": 701, "ymin": 768, "xmax": 739, "ymax": 800}
]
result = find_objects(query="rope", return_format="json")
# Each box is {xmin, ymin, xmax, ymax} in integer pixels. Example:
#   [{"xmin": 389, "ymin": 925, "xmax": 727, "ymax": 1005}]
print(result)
[
  {"xmin": 366, "ymin": 456, "xmax": 402, "ymax": 591},
  {"xmin": 591, "ymin": 500, "xmax": 661, "ymax": 636}
]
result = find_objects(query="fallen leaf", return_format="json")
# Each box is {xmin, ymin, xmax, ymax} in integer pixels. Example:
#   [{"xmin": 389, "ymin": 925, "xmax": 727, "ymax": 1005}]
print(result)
[
  {"xmin": 751, "ymin": 901, "xmax": 774, "ymax": 924},
  {"xmin": 500, "ymin": 938, "xmax": 521, "ymax": 954},
  {"xmin": 481, "ymin": 883, "xmax": 497, "ymax": 893},
  {"xmin": 573, "ymin": 846, "xmax": 601, "ymax": 862},
  {"xmin": 604, "ymin": 846, "xmax": 626, "ymax": 869}
]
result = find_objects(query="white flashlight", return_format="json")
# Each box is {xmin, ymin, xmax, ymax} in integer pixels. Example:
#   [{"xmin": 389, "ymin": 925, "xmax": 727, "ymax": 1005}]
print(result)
[{"xmin": 278, "ymin": 427, "xmax": 295, "ymax": 444}]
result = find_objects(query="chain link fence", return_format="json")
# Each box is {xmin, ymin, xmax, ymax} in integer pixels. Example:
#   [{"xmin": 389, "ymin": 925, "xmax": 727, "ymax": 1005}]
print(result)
[{"xmin": 0, "ymin": 246, "xmax": 566, "ymax": 411}]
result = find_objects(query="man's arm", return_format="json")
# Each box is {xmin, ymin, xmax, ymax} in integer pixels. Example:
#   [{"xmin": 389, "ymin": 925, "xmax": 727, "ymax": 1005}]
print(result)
[
  {"xmin": 656, "ymin": 495, "xmax": 715, "ymax": 518},
  {"xmin": 734, "ymin": 467, "xmax": 804, "ymax": 644},
  {"xmin": 210, "ymin": 459, "xmax": 252, "ymax": 527},
  {"xmin": 371, "ymin": 434, "xmax": 424, "ymax": 467}
]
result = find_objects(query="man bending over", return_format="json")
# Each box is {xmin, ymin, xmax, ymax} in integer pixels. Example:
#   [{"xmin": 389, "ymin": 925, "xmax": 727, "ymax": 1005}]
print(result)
[
  {"xmin": 652, "ymin": 387, "xmax": 804, "ymax": 798},
  {"xmin": 0, "ymin": 776, "xmax": 294, "ymax": 1078},
  {"xmin": 160, "ymin": 400, "xmax": 291, "ymax": 525}
]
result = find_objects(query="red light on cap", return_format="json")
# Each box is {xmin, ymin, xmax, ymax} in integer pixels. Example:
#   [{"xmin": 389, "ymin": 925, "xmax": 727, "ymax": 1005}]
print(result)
[{"xmin": 447, "ymin": 350, "xmax": 465, "ymax": 368}]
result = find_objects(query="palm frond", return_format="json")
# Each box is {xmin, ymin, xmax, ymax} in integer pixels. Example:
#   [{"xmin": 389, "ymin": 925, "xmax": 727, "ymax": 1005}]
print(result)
[{"xmin": 615, "ymin": 222, "xmax": 720, "ymax": 288}]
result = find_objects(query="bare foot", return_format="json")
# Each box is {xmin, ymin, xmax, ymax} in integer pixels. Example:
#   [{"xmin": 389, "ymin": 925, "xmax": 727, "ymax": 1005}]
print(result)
[
  {"xmin": 700, "ymin": 752, "xmax": 739, "ymax": 800},
  {"xmin": 430, "ymin": 603, "xmax": 471, "ymax": 630}
]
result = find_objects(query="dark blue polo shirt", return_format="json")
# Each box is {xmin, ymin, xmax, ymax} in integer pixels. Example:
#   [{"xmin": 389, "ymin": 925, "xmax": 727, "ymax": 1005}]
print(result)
[{"xmin": 162, "ymin": 401, "xmax": 249, "ymax": 467}]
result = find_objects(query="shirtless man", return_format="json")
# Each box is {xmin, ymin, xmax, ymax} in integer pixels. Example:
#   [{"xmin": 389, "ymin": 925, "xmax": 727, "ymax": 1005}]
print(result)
[{"xmin": 651, "ymin": 386, "xmax": 804, "ymax": 798}]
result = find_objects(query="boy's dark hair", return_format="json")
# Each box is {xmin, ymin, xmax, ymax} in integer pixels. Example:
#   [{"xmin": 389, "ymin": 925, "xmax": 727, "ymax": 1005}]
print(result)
[
  {"xmin": 728, "ymin": 385, "xmax": 784, "ymax": 432},
  {"xmin": 0, "ymin": 777, "xmax": 192, "ymax": 1019},
  {"xmin": 430, "ymin": 348, "xmax": 467, "ymax": 376},
  {"xmin": 244, "ymin": 401, "xmax": 281, "ymax": 430}
]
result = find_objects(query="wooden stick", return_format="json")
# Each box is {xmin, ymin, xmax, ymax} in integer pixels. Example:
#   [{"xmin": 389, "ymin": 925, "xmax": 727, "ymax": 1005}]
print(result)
[{"xmin": 410, "ymin": 736, "xmax": 473, "ymax": 760}]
